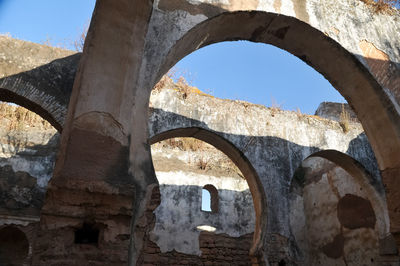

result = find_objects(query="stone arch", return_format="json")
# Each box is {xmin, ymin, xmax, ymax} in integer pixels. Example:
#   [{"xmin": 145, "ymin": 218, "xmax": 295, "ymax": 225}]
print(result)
[
  {"xmin": 290, "ymin": 149, "xmax": 393, "ymax": 264},
  {"xmin": 151, "ymin": 10, "xmax": 400, "ymax": 174},
  {"xmin": 149, "ymin": 127, "xmax": 267, "ymax": 257},
  {"xmin": 0, "ymin": 53, "xmax": 80, "ymax": 132}
]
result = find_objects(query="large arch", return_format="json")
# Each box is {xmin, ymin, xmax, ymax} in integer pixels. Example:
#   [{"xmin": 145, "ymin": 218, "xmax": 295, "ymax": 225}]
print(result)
[
  {"xmin": 149, "ymin": 127, "xmax": 267, "ymax": 257},
  {"xmin": 151, "ymin": 10, "xmax": 400, "ymax": 172}
]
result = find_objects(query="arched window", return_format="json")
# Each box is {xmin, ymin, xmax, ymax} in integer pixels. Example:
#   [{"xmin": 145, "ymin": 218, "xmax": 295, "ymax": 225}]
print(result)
[{"xmin": 201, "ymin": 184, "xmax": 218, "ymax": 213}]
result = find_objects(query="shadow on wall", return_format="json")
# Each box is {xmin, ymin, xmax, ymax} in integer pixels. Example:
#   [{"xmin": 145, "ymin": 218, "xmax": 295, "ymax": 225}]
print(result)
[
  {"xmin": 149, "ymin": 107, "xmax": 382, "ymax": 191},
  {"xmin": 0, "ymin": 133, "xmax": 59, "ymax": 217}
]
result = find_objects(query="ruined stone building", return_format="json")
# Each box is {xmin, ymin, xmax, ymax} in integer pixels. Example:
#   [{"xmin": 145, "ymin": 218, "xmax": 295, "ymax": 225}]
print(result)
[{"xmin": 1, "ymin": 0, "xmax": 400, "ymax": 265}]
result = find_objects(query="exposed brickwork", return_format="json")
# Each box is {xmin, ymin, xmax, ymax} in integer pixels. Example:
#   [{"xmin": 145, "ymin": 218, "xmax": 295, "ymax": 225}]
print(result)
[
  {"xmin": 264, "ymin": 234, "xmax": 291, "ymax": 265},
  {"xmin": 31, "ymin": 129, "xmax": 135, "ymax": 265},
  {"xmin": 141, "ymin": 231, "xmax": 254, "ymax": 265},
  {"xmin": 359, "ymin": 40, "xmax": 400, "ymax": 104}
]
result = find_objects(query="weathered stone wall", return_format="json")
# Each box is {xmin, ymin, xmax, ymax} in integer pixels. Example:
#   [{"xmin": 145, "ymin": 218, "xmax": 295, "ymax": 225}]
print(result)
[
  {"xmin": 141, "ymin": 232, "xmax": 254, "ymax": 266},
  {"xmin": 290, "ymin": 157, "xmax": 397, "ymax": 265},
  {"xmin": 0, "ymin": 104, "xmax": 58, "ymax": 266},
  {"xmin": 0, "ymin": 104, "xmax": 58, "ymax": 218},
  {"xmin": 315, "ymin": 102, "xmax": 358, "ymax": 122},
  {"xmin": 0, "ymin": 223, "xmax": 38, "ymax": 266}
]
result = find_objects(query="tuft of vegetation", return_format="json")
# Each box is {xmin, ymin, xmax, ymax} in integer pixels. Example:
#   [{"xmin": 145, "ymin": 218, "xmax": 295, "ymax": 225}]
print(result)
[
  {"xmin": 155, "ymin": 137, "xmax": 244, "ymax": 177},
  {"xmin": 153, "ymin": 74, "xmax": 212, "ymax": 99},
  {"xmin": 339, "ymin": 104, "xmax": 350, "ymax": 133},
  {"xmin": 73, "ymin": 23, "xmax": 89, "ymax": 52},
  {"xmin": 197, "ymin": 157, "xmax": 209, "ymax": 170},
  {"xmin": 359, "ymin": 0, "xmax": 400, "ymax": 13},
  {"xmin": 162, "ymin": 137, "xmax": 206, "ymax": 151}
]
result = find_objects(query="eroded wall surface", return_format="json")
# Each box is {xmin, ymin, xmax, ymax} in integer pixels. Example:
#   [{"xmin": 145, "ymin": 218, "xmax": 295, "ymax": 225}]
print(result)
[
  {"xmin": 290, "ymin": 157, "xmax": 398, "ymax": 265},
  {"xmin": 0, "ymin": 104, "xmax": 58, "ymax": 266},
  {"xmin": 0, "ymin": 104, "xmax": 58, "ymax": 217}
]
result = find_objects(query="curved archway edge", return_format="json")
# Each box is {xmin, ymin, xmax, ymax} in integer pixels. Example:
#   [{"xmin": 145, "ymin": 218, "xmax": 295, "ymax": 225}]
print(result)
[
  {"xmin": 289, "ymin": 149, "xmax": 395, "ymax": 261},
  {"xmin": 149, "ymin": 127, "xmax": 268, "ymax": 257},
  {"xmin": 308, "ymin": 150, "xmax": 390, "ymax": 237},
  {"xmin": 0, "ymin": 88, "xmax": 62, "ymax": 131}
]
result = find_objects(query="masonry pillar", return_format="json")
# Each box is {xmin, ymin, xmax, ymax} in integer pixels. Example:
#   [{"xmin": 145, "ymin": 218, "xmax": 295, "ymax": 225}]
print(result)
[{"xmin": 31, "ymin": 0, "xmax": 155, "ymax": 265}]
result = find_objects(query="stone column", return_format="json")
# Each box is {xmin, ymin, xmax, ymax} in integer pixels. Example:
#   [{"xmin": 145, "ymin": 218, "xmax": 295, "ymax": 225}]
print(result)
[{"xmin": 32, "ymin": 0, "xmax": 155, "ymax": 265}]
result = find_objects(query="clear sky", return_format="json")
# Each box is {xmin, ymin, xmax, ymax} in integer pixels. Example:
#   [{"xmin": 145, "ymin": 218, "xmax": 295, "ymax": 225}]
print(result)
[{"xmin": 0, "ymin": 0, "xmax": 347, "ymax": 114}]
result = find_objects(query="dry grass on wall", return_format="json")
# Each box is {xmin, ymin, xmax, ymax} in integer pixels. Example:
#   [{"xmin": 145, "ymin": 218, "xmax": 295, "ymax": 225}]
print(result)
[
  {"xmin": 359, "ymin": 0, "xmax": 400, "ymax": 13},
  {"xmin": 0, "ymin": 102, "xmax": 54, "ymax": 131},
  {"xmin": 162, "ymin": 137, "xmax": 206, "ymax": 152},
  {"xmin": 339, "ymin": 104, "xmax": 351, "ymax": 133}
]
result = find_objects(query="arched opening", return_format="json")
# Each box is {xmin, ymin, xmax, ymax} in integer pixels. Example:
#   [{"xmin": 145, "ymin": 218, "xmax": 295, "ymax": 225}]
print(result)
[
  {"xmin": 171, "ymin": 40, "xmax": 346, "ymax": 114},
  {"xmin": 0, "ymin": 226, "xmax": 30, "ymax": 265},
  {"xmin": 146, "ymin": 128, "xmax": 266, "ymax": 264},
  {"xmin": 289, "ymin": 150, "xmax": 394, "ymax": 265},
  {"xmin": 202, "ymin": 184, "xmax": 218, "ymax": 213}
]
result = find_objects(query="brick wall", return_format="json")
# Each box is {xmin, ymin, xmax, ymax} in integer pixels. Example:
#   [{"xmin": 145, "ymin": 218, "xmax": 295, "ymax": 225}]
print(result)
[{"xmin": 141, "ymin": 231, "xmax": 254, "ymax": 265}]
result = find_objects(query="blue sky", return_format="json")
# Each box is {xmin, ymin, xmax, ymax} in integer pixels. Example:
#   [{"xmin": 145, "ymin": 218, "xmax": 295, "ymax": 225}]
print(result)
[{"xmin": 0, "ymin": 0, "xmax": 347, "ymax": 114}]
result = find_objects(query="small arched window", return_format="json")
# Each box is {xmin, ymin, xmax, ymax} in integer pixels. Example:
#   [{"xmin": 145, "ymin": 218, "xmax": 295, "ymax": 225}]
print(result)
[{"xmin": 201, "ymin": 184, "xmax": 218, "ymax": 213}]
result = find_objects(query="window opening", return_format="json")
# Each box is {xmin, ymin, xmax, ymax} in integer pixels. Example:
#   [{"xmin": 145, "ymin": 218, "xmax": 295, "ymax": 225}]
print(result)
[
  {"xmin": 74, "ymin": 222, "xmax": 99, "ymax": 245},
  {"xmin": 201, "ymin": 184, "xmax": 218, "ymax": 213}
]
